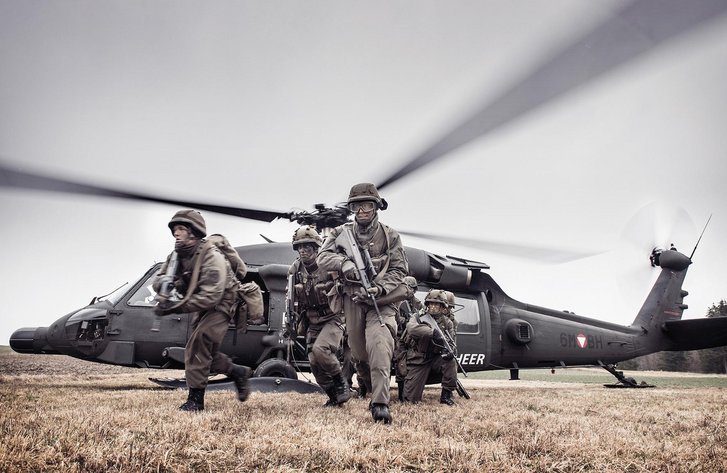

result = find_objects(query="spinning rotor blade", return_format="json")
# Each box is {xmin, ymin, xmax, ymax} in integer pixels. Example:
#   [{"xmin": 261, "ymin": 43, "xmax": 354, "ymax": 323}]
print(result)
[
  {"xmin": 0, "ymin": 162, "xmax": 289, "ymax": 222},
  {"xmin": 621, "ymin": 202, "xmax": 697, "ymax": 254},
  {"xmin": 377, "ymin": 0, "xmax": 727, "ymax": 190},
  {"xmin": 399, "ymin": 230, "xmax": 599, "ymax": 264}
]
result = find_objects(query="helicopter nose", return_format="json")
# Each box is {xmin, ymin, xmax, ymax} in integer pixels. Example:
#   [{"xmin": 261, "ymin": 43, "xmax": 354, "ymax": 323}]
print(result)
[{"xmin": 9, "ymin": 327, "xmax": 59, "ymax": 354}]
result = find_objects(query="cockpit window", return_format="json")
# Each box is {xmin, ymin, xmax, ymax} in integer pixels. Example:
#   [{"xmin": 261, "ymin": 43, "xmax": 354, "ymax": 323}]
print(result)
[
  {"xmin": 127, "ymin": 272, "xmax": 160, "ymax": 307},
  {"xmin": 96, "ymin": 283, "xmax": 130, "ymax": 306},
  {"xmin": 451, "ymin": 296, "xmax": 479, "ymax": 334}
]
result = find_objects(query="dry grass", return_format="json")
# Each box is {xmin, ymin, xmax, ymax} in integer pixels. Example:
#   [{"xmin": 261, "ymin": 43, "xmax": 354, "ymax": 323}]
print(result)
[{"xmin": 1, "ymin": 352, "xmax": 726, "ymax": 472}]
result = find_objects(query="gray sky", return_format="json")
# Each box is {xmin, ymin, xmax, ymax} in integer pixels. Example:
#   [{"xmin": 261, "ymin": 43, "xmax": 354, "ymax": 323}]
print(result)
[{"xmin": 1, "ymin": 0, "xmax": 726, "ymax": 345}]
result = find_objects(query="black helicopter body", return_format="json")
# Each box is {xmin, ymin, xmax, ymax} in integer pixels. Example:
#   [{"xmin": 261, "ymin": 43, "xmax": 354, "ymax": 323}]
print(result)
[{"xmin": 11, "ymin": 241, "xmax": 727, "ymax": 386}]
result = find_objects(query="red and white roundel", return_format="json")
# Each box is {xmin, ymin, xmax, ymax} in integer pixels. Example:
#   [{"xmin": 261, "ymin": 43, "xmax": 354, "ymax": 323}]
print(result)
[{"xmin": 576, "ymin": 333, "xmax": 588, "ymax": 349}]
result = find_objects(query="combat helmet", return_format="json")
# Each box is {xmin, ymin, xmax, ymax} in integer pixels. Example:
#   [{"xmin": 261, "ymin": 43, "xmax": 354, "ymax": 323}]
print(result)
[
  {"xmin": 444, "ymin": 291, "xmax": 455, "ymax": 309},
  {"xmin": 168, "ymin": 210, "xmax": 207, "ymax": 238},
  {"xmin": 424, "ymin": 289, "xmax": 449, "ymax": 308},
  {"xmin": 292, "ymin": 225, "xmax": 323, "ymax": 249},
  {"xmin": 347, "ymin": 183, "xmax": 388, "ymax": 210}
]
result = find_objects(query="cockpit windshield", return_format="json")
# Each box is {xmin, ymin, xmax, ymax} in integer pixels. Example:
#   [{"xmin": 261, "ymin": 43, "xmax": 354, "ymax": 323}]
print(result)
[{"xmin": 95, "ymin": 282, "xmax": 130, "ymax": 305}]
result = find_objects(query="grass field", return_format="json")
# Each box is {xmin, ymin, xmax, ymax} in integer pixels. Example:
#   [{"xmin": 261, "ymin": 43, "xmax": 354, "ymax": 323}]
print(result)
[{"xmin": 1, "ymin": 350, "xmax": 726, "ymax": 472}]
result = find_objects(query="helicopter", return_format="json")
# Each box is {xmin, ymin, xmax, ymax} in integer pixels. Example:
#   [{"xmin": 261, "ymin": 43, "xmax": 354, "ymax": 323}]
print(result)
[{"xmin": 4, "ymin": 0, "xmax": 727, "ymax": 392}]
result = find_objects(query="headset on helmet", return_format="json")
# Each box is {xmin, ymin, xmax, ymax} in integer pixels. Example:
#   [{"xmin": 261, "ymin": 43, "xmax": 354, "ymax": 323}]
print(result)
[
  {"xmin": 347, "ymin": 182, "xmax": 388, "ymax": 210},
  {"xmin": 292, "ymin": 225, "xmax": 323, "ymax": 248},
  {"xmin": 168, "ymin": 209, "xmax": 207, "ymax": 238}
]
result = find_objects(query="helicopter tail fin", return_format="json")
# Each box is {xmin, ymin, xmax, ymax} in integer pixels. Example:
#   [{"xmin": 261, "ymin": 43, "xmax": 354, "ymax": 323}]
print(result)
[{"xmin": 629, "ymin": 248, "xmax": 691, "ymax": 331}]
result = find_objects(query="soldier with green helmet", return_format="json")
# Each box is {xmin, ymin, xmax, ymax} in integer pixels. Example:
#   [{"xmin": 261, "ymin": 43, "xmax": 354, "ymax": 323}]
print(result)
[
  {"xmin": 394, "ymin": 276, "xmax": 423, "ymax": 401},
  {"xmin": 402, "ymin": 288, "xmax": 458, "ymax": 406},
  {"xmin": 443, "ymin": 290, "xmax": 458, "ymax": 331},
  {"xmin": 317, "ymin": 183, "xmax": 409, "ymax": 424},
  {"xmin": 152, "ymin": 209, "xmax": 252, "ymax": 412},
  {"xmin": 288, "ymin": 225, "xmax": 350, "ymax": 407}
]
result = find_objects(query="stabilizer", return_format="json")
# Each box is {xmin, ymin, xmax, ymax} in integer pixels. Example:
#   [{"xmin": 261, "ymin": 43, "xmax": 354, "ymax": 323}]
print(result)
[{"xmin": 661, "ymin": 317, "xmax": 727, "ymax": 351}]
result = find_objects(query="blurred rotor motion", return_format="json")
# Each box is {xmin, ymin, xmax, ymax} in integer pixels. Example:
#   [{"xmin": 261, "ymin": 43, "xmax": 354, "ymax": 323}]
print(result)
[
  {"xmin": 376, "ymin": 0, "xmax": 727, "ymax": 191},
  {"xmin": 621, "ymin": 202, "xmax": 698, "ymax": 260},
  {"xmin": 398, "ymin": 231, "xmax": 600, "ymax": 264},
  {"xmin": 3, "ymin": 0, "xmax": 726, "ymax": 260},
  {"xmin": 619, "ymin": 202, "xmax": 698, "ymax": 303}
]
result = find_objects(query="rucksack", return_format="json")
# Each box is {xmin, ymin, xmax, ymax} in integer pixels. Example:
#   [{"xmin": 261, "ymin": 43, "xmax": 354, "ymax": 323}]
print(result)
[{"xmin": 206, "ymin": 234, "xmax": 265, "ymax": 328}]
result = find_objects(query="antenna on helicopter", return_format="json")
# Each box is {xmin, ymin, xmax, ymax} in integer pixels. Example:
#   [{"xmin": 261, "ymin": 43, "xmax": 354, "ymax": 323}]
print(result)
[{"xmin": 689, "ymin": 214, "xmax": 713, "ymax": 260}]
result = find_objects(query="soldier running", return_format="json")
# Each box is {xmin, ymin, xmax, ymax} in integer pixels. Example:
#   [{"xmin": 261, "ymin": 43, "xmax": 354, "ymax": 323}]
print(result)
[{"xmin": 153, "ymin": 210, "xmax": 252, "ymax": 412}]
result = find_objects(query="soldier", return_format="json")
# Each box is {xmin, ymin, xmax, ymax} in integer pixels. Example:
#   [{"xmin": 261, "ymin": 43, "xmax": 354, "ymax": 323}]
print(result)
[
  {"xmin": 402, "ymin": 289, "xmax": 458, "ymax": 406},
  {"xmin": 153, "ymin": 210, "xmax": 252, "ymax": 412},
  {"xmin": 443, "ymin": 290, "xmax": 458, "ymax": 331},
  {"xmin": 317, "ymin": 183, "xmax": 409, "ymax": 424},
  {"xmin": 394, "ymin": 276, "xmax": 423, "ymax": 401},
  {"xmin": 288, "ymin": 225, "xmax": 350, "ymax": 407}
]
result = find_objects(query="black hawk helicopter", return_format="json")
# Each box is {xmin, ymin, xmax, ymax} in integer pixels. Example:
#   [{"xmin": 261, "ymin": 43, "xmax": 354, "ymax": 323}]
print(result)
[{"xmin": 4, "ymin": 0, "xmax": 727, "ymax": 392}]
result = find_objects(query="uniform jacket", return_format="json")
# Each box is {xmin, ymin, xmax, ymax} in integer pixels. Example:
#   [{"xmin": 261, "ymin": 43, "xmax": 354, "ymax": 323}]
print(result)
[
  {"xmin": 153, "ymin": 241, "xmax": 238, "ymax": 315},
  {"xmin": 403, "ymin": 312, "xmax": 456, "ymax": 365},
  {"xmin": 317, "ymin": 216, "xmax": 409, "ymax": 300}
]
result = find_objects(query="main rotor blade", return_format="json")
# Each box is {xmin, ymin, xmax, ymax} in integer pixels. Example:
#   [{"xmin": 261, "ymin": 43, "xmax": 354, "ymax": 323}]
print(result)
[
  {"xmin": 377, "ymin": 0, "xmax": 727, "ymax": 190},
  {"xmin": 400, "ymin": 230, "xmax": 600, "ymax": 264},
  {"xmin": 0, "ymin": 162, "xmax": 289, "ymax": 222}
]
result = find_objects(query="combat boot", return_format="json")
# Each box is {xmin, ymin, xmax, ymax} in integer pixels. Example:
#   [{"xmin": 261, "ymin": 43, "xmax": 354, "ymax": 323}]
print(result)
[
  {"xmin": 230, "ymin": 364, "xmax": 252, "ymax": 402},
  {"xmin": 179, "ymin": 388, "xmax": 205, "ymax": 412},
  {"xmin": 323, "ymin": 386, "xmax": 340, "ymax": 407},
  {"xmin": 332, "ymin": 373, "xmax": 351, "ymax": 405},
  {"xmin": 371, "ymin": 403, "xmax": 392, "ymax": 424},
  {"xmin": 439, "ymin": 388, "xmax": 455, "ymax": 406}
]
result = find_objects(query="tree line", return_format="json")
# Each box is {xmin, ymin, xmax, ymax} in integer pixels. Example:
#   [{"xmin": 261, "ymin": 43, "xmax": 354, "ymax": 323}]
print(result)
[{"xmin": 619, "ymin": 300, "xmax": 727, "ymax": 373}]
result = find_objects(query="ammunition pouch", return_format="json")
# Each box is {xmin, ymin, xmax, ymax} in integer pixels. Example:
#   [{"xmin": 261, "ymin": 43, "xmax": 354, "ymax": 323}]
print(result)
[{"xmin": 235, "ymin": 281, "xmax": 264, "ymax": 329}]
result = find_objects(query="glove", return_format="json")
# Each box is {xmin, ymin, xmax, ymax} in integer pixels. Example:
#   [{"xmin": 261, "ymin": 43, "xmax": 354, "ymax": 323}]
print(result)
[
  {"xmin": 341, "ymin": 260, "xmax": 359, "ymax": 281},
  {"xmin": 431, "ymin": 328, "xmax": 445, "ymax": 346},
  {"xmin": 442, "ymin": 352, "xmax": 454, "ymax": 361},
  {"xmin": 367, "ymin": 286, "xmax": 381, "ymax": 297},
  {"xmin": 154, "ymin": 300, "xmax": 185, "ymax": 316},
  {"xmin": 352, "ymin": 287, "xmax": 370, "ymax": 303}
]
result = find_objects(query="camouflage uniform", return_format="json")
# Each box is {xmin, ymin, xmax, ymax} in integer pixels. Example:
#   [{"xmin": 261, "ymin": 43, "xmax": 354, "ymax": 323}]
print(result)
[
  {"xmin": 394, "ymin": 278, "xmax": 423, "ymax": 401},
  {"xmin": 402, "ymin": 291, "xmax": 458, "ymax": 405},
  {"xmin": 153, "ymin": 210, "xmax": 251, "ymax": 411},
  {"xmin": 317, "ymin": 183, "xmax": 408, "ymax": 423},
  {"xmin": 289, "ymin": 249, "xmax": 349, "ymax": 406}
]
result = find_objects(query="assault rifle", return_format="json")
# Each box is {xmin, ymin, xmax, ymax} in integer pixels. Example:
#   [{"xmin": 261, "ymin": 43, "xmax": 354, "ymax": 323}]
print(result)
[
  {"xmin": 283, "ymin": 273, "xmax": 301, "ymax": 362},
  {"xmin": 156, "ymin": 251, "xmax": 179, "ymax": 302},
  {"xmin": 335, "ymin": 226, "xmax": 385, "ymax": 327},
  {"xmin": 285, "ymin": 274, "xmax": 299, "ymax": 338},
  {"xmin": 416, "ymin": 311, "xmax": 471, "ymax": 399}
]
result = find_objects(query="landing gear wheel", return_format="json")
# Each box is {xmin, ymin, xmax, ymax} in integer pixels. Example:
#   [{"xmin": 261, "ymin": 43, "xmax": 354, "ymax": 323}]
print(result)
[{"xmin": 253, "ymin": 358, "xmax": 297, "ymax": 379}]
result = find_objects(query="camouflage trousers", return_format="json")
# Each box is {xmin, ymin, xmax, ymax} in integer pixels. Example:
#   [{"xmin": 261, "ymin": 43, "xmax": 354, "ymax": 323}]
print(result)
[
  {"xmin": 404, "ymin": 355, "xmax": 457, "ymax": 403},
  {"xmin": 307, "ymin": 316, "xmax": 345, "ymax": 391},
  {"xmin": 343, "ymin": 296, "xmax": 396, "ymax": 406},
  {"xmin": 184, "ymin": 310, "xmax": 234, "ymax": 389}
]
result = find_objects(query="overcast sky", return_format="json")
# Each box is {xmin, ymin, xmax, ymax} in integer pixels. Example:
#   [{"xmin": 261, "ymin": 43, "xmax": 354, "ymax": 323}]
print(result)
[{"xmin": 1, "ymin": 0, "xmax": 726, "ymax": 346}]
